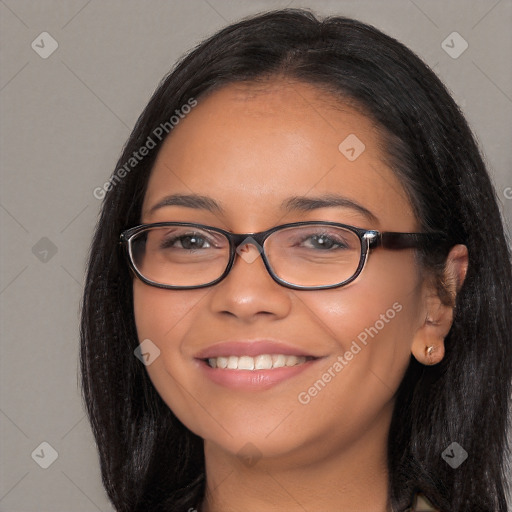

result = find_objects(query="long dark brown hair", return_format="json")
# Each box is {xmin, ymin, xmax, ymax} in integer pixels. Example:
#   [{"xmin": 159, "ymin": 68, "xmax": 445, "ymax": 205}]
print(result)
[{"xmin": 80, "ymin": 9, "xmax": 512, "ymax": 511}]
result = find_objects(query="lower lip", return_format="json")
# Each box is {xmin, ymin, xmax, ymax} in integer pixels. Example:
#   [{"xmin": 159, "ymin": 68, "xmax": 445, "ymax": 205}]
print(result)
[{"xmin": 196, "ymin": 359, "xmax": 320, "ymax": 390}]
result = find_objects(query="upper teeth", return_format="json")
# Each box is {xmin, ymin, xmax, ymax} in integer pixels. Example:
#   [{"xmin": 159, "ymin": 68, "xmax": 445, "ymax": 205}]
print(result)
[{"xmin": 208, "ymin": 354, "xmax": 307, "ymax": 370}]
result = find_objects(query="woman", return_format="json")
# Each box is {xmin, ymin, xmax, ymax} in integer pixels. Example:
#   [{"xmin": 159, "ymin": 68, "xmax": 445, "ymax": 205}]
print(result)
[{"xmin": 80, "ymin": 9, "xmax": 512, "ymax": 512}]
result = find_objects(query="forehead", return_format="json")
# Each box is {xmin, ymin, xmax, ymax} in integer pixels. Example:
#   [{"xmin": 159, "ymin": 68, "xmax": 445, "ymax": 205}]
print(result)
[{"xmin": 142, "ymin": 80, "xmax": 416, "ymax": 231}]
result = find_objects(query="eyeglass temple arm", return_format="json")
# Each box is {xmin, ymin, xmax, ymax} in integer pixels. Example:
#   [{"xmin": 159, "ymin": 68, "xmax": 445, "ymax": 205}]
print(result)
[{"xmin": 371, "ymin": 232, "xmax": 447, "ymax": 250}]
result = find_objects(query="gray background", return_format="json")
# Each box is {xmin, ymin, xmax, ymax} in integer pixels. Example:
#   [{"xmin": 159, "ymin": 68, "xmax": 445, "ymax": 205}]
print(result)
[{"xmin": 1, "ymin": 1, "xmax": 511, "ymax": 511}]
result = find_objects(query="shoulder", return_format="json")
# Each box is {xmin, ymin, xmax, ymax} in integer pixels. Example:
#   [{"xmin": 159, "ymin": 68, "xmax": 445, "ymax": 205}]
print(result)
[{"xmin": 407, "ymin": 492, "xmax": 439, "ymax": 512}]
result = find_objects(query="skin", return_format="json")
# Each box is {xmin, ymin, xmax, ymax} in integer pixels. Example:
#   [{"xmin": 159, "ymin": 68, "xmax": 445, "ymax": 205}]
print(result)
[{"xmin": 133, "ymin": 79, "xmax": 467, "ymax": 512}]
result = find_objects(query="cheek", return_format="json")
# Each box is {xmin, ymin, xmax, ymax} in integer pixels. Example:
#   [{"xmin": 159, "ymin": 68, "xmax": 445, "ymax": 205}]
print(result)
[
  {"xmin": 133, "ymin": 281, "xmax": 204, "ymax": 341},
  {"xmin": 133, "ymin": 280, "xmax": 217, "ymax": 376},
  {"xmin": 132, "ymin": 280, "xmax": 221, "ymax": 440},
  {"xmin": 289, "ymin": 254, "xmax": 424, "ymax": 441},
  {"xmin": 303, "ymin": 251, "xmax": 424, "ymax": 384}
]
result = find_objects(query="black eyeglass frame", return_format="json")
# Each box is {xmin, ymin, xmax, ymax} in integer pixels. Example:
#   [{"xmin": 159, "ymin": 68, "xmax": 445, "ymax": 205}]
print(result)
[{"xmin": 119, "ymin": 221, "xmax": 447, "ymax": 291}]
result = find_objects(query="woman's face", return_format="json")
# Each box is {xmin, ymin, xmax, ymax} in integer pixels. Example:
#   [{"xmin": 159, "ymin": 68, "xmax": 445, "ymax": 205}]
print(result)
[{"xmin": 133, "ymin": 80, "xmax": 430, "ymax": 465}]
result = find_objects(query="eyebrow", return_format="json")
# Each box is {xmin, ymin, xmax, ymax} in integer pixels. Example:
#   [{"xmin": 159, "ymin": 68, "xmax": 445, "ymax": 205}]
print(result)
[
  {"xmin": 147, "ymin": 193, "xmax": 378, "ymax": 222},
  {"xmin": 147, "ymin": 193, "xmax": 222, "ymax": 216},
  {"xmin": 282, "ymin": 195, "xmax": 378, "ymax": 222}
]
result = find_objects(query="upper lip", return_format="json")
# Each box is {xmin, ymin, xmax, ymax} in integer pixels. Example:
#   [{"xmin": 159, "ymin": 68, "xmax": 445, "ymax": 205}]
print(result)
[{"xmin": 194, "ymin": 340, "xmax": 321, "ymax": 359}]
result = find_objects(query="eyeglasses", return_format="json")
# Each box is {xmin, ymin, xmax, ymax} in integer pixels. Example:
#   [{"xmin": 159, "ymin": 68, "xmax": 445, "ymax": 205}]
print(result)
[{"xmin": 119, "ymin": 221, "xmax": 446, "ymax": 290}]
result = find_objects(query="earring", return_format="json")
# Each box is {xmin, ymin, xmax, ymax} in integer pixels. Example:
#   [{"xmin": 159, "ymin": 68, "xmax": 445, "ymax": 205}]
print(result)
[{"xmin": 423, "ymin": 345, "xmax": 436, "ymax": 366}]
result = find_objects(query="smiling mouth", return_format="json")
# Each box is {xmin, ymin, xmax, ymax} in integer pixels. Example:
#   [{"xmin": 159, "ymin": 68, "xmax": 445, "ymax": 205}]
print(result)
[{"xmin": 205, "ymin": 354, "xmax": 316, "ymax": 370}]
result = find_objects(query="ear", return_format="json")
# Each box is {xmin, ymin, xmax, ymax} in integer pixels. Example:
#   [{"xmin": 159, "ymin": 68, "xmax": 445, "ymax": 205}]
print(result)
[{"xmin": 411, "ymin": 244, "xmax": 468, "ymax": 366}]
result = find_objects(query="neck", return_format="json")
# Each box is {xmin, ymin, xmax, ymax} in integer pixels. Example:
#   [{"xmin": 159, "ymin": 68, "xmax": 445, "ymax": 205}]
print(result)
[{"xmin": 200, "ymin": 403, "xmax": 393, "ymax": 512}]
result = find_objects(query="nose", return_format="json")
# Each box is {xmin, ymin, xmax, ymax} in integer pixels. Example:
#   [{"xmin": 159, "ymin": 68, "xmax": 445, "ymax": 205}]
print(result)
[{"xmin": 207, "ymin": 238, "xmax": 292, "ymax": 322}]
